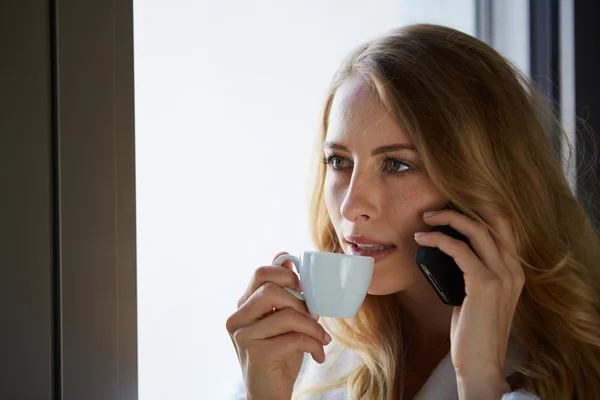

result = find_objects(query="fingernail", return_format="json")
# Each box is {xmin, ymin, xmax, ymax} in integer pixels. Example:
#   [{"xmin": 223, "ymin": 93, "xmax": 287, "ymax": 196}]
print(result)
[
  {"xmin": 423, "ymin": 211, "xmax": 437, "ymax": 217},
  {"xmin": 414, "ymin": 232, "xmax": 429, "ymax": 237},
  {"xmin": 315, "ymin": 352, "xmax": 327, "ymax": 364},
  {"xmin": 311, "ymin": 314, "xmax": 320, "ymax": 320},
  {"xmin": 324, "ymin": 331, "xmax": 332, "ymax": 344}
]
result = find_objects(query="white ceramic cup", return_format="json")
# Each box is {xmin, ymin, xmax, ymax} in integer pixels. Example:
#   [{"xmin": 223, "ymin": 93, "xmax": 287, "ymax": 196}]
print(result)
[{"xmin": 273, "ymin": 251, "xmax": 374, "ymax": 318}]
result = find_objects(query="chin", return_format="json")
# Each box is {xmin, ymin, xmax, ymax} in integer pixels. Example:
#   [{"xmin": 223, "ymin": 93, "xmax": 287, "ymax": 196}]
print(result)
[
  {"xmin": 367, "ymin": 271, "xmax": 412, "ymax": 295},
  {"xmin": 366, "ymin": 258, "xmax": 422, "ymax": 295}
]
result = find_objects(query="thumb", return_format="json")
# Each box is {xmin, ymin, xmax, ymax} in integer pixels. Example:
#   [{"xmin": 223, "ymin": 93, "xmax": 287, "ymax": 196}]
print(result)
[{"xmin": 272, "ymin": 251, "xmax": 294, "ymax": 270}]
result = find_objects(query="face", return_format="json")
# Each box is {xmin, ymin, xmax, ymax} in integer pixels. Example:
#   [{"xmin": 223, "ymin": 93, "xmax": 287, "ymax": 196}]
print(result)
[{"xmin": 324, "ymin": 76, "xmax": 447, "ymax": 295}]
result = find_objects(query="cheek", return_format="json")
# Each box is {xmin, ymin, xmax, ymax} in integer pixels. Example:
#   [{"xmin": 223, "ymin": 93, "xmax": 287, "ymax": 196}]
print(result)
[
  {"xmin": 385, "ymin": 180, "xmax": 446, "ymax": 230},
  {"xmin": 324, "ymin": 174, "xmax": 344, "ymax": 219},
  {"xmin": 390, "ymin": 175, "xmax": 443, "ymax": 204}
]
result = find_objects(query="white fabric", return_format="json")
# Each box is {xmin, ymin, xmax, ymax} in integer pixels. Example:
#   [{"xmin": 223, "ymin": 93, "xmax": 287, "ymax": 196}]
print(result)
[{"xmin": 230, "ymin": 343, "xmax": 540, "ymax": 399}]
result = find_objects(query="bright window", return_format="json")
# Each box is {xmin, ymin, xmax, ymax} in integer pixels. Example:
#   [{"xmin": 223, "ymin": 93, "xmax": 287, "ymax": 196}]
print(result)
[{"xmin": 134, "ymin": 1, "xmax": 474, "ymax": 399}]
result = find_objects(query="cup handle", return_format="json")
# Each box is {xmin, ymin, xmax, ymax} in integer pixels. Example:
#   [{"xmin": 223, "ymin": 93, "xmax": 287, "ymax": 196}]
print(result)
[{"xmin": 273, "ymin": 254, "xmax": 305, "ymax": 302}]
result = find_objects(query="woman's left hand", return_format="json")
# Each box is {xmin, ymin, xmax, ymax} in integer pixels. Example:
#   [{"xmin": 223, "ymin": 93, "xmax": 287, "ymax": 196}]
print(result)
[{"xmin": 414, "ymin": 209, "xmax": 525, "ymax": 399}]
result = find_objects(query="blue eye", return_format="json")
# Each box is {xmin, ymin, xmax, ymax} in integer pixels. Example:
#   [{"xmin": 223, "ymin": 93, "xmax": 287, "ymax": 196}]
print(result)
[
  {"xmin": 323, "ymin": 155, "xmax": 350, "ymax": 170},
  {"xmin": 323, "ymin": 154, "xmax": 413, "ymax": 175},
  {"xmin": 384, "ymin": 157, "xmax": 411, "ymax": 173}
]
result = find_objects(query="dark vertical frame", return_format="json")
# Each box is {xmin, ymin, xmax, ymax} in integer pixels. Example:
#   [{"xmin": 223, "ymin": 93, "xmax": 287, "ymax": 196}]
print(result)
[
  {"xmin": 574, "ymin": 0, "xmax": 600, "ymax": 227},
  {"xmin": 0, "ymin": 1, "xmax": 54, "ymax": 398},
  {"xmin": 50, "ymin": 1, "xmax": 63, "ymax": 397},
  {"xmin": 0, "ymin": 0, "xmax": 137, "ymax": 398},
  {"xmin": 529, "ymin": 0, "xmax": 561, "ymax": 152},
  {"xmin": 55, "ymin": 0, "xmax": 138, "ymax": 399}
]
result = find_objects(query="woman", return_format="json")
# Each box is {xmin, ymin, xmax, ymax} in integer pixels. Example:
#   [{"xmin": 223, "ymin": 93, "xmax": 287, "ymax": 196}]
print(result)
[{"xmin": 226, "ymin": 24, "xmax": 600, "ymax": 399}]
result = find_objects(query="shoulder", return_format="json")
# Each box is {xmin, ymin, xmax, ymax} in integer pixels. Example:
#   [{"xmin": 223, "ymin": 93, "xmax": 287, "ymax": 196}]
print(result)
[{"xmin": 502, "ymin": 391, "xmax": 541, "ymax": 400}]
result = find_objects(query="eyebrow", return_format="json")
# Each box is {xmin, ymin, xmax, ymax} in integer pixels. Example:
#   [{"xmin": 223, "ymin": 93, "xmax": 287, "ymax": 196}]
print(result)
[{"xmin": 324, "ymin": 141, "xmax": 416, "ymax": 155}]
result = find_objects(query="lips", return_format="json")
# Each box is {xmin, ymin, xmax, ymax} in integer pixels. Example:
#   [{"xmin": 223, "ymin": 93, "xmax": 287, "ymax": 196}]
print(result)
[
  {"xmin": 354, "ymin": 243, "xmax": 395, "ymax": 251},
  {"xmin": 344, "ymin": 235, "xmax": 397, "ymax": 261}
]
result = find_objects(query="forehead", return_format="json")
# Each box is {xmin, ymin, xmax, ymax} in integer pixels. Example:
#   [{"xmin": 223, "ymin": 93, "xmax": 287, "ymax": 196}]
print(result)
[{"xmin": 326, "ymin": 75, "xmax": 409, "ymax": 144}]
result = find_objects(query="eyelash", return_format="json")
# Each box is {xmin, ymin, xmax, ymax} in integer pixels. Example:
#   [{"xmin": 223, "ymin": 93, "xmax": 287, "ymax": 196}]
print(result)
[{"xmin": 322, "ymin": 153, "xmax": 414, "ymax": 175}]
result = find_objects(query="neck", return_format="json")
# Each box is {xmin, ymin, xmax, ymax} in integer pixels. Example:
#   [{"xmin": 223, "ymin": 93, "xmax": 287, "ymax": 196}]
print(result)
[
  {"xmin": 393, "ymin": 281, "xmax": 454, "ymax": 400},
  {"xmin": 395, "ymin": 279, "xmax": 453, "ymax": 351}
]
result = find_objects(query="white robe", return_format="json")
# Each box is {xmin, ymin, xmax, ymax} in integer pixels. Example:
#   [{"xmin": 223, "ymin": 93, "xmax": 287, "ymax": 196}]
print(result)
[{"xmin": 230, "ymin": 341, "xmax": 540, "ymax": 400}]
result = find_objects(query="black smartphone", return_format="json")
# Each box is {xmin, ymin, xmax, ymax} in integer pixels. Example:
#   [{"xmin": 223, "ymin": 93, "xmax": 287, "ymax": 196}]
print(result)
[{"xmin": 414, "ymin": 206, "xmax": 473, "ymax": 306}]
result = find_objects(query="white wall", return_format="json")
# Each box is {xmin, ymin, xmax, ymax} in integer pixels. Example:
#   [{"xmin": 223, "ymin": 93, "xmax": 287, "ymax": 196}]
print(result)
[{"xmin": 134, "ymin": 1, "xmax": 474, "ymax": 399}]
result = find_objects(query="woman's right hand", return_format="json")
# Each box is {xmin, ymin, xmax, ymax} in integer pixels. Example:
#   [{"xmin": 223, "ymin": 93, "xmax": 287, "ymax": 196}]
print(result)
[{"xmin": 226, "ymin": 252, "xmax": 331, "ymax": 400}]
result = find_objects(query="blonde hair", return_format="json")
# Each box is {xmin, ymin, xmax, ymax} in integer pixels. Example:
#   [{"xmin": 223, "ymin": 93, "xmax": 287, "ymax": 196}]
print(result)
[{"xmin": 301, "ymin": 24, "xmax": 600, "ymax": 399}]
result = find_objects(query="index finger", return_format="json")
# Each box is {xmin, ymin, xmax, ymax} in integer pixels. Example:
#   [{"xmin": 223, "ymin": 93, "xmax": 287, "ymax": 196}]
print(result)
[
  {"xmin": 238, "ymin": 265, "xmax": 300, "ymax": 308},
  {"xmin": 272, "ymin": 251, "xmax": 295, "ymax": 270}
]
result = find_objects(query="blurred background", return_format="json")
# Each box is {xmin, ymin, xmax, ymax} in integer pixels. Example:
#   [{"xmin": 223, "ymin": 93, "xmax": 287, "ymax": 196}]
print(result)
[{"xmin": 2, "ymin": 0, "xmax": 599, "ymax": 399}]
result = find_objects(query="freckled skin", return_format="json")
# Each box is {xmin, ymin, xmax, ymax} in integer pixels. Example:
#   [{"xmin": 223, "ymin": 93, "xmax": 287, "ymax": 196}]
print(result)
[{"xmin": 324, "ymin": 75, "xmax": 447, "ymax": 295}]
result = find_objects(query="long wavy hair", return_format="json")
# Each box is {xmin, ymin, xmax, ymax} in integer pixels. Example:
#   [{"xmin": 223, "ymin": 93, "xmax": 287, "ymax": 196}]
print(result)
[{"xmin": 299, "ymin": 24, "xmax": 600, "ymax": 399}]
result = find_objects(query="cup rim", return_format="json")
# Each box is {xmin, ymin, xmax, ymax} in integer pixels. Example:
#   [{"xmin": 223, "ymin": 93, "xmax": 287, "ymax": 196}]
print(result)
[{"xmin": 300, "ymin": 250, "xmax": 374, "ymax": 262}]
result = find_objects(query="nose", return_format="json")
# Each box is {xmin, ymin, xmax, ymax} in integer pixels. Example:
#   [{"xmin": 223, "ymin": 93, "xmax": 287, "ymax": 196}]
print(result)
[{"xmin": 340, "ymin": 168, "xmax": 381, "ymax": 223}]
